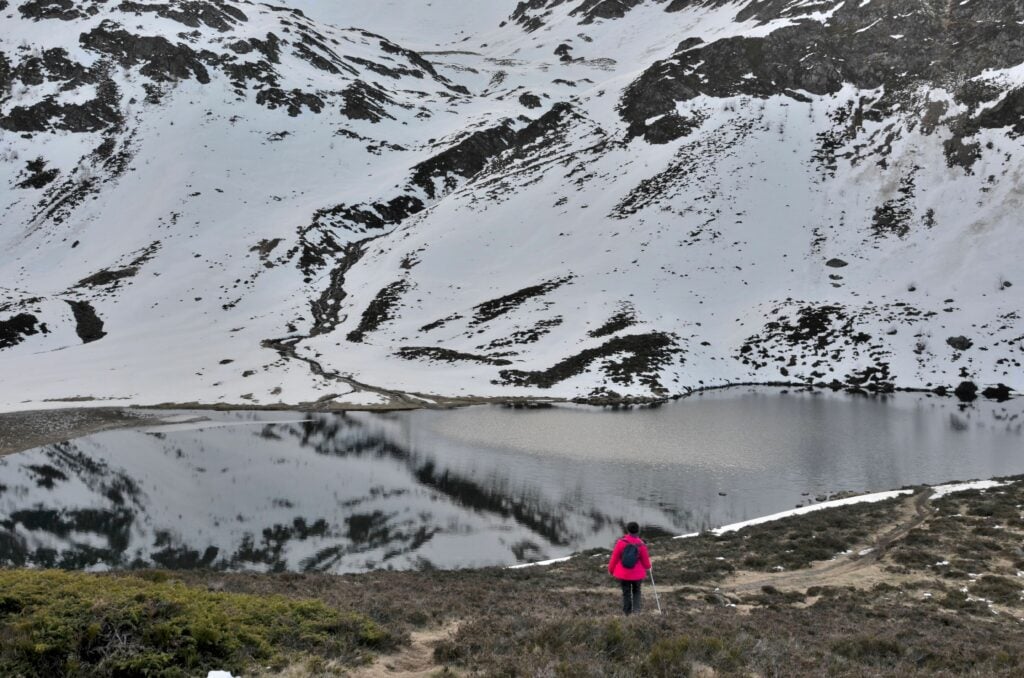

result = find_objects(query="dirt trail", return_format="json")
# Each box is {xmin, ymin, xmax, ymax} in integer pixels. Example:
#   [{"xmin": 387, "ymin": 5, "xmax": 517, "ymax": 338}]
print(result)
[
  {"xmin": 351, "ymin": 621, "xmax": 460, "ymax": 678},
  {"xmin": 725, "ymin": 490, "xmax": 933, "ymax": 594},
  {"xmin": 558, "ymin": 491, "xmax": 937, "ymax": 600}
]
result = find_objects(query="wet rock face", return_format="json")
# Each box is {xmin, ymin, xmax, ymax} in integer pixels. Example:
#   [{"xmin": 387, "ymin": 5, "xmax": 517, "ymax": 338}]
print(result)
[{"xmin": 622, "ymin": 0, "xmax": 1024, "ymax": 144}]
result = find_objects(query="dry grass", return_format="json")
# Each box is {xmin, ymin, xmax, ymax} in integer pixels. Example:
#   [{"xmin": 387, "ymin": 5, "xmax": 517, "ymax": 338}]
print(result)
[{"xmin": 8, "ymin": 479, "xmax": 1024, "ymax": 676}]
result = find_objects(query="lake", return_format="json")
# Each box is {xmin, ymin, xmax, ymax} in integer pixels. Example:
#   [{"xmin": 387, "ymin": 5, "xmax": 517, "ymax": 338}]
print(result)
[{"xmin": 1, "ymin": 388, "xmax": 1021, "ymax": 573}]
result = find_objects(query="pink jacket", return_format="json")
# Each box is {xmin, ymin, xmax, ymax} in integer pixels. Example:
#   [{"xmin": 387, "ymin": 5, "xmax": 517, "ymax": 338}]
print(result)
[{"xmin": 608, "ymin": 534, "xmax": 651, "ymax": 581}]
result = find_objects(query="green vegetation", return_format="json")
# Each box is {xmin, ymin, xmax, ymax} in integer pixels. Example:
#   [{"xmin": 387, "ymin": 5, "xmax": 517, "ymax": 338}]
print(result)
[
  {"xmin": 0, "ymin": 570, "xmax": 390, "ymax": 677},
  {"xmin": 6, "ymin": 479, "xmax": 1024, "ymax": 676}
]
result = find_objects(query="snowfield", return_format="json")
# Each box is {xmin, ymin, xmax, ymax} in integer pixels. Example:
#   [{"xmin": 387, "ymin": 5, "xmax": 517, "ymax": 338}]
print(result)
[{"xmin": 0, "ymin": 0, "xmax": 1021, "ymax": 411}]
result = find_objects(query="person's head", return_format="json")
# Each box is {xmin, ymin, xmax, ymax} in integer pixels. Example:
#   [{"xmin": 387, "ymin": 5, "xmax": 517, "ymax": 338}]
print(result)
[{"xmin": 626, "ymin": 521, "xmax": 640, "ymax": 535}]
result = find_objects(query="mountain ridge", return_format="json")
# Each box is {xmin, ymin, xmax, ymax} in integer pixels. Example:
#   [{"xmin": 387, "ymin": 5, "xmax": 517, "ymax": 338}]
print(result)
[{"xmin": 0, "ymin": 0, "xmax": 1021, "ymax": 410}]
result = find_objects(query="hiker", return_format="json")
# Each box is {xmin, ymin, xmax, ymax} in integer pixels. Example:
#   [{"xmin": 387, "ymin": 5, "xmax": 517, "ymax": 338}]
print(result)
[{"xmin": 608, "ymin": 521, "xmax": 651, "ymax": 615}]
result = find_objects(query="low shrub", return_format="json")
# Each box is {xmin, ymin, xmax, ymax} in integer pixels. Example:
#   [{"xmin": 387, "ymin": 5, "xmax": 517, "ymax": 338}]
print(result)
[{"xmin": 0, "ymin": 570, "xmax": 390, "ymax": 677}]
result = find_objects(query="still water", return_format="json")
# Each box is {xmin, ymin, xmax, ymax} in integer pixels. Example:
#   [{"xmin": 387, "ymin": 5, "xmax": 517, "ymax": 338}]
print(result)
[{"xmin": 1, "ymin": 389, "xmax": 1021, "ymax": 573}]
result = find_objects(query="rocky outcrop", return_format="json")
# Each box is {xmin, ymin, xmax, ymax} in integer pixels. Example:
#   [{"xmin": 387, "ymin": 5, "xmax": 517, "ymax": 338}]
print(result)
[
  {"xmin": 621, "ymin": 0, "xmax": 1024, "ymax": 149},
  {"xmin": 0, "ymin": 314, "xmax": 48, "ymax": 350},
  {"xmin": 79, "ymin": 22, "xmax": 213, "ymax": 83}
]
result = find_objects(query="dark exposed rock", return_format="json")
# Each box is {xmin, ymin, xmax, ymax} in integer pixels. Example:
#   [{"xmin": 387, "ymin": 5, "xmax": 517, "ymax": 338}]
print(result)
[
  {"xmin": 484, "ymin": 317, "xmax": 563, "ymax": 349},
  {"xmin": 621, "ymin": 0, "xmax": 1024, "ymax": 148},
  {"xmin": 79, "ymin": 21, "xmax": 213, "ymax": 83},
  {"xmin": 943, "ymin": 134, "xmax": 982, "ymax": 172},
  {"xmin": 571, "ymin": 0, "xmax": 645, "ymax": 24},
  {"xmin": 825, "ymin": 259, "xmax": 849, "ymax": 269},
  {"xmin": 472, "ymin": 277, "xmax": 573, "ymax": 326},
  {"xmin": 0, "ymin": 313, "xmax": 48, "ymax": 350},
  {"xmin": 419, "ymin": 314, "xmax": 462, "ymax": 333},
  {"xmin": 396, "ymin": 347, "xmax": 513, "ymax": 367},
  {"xmin": 975, "ymin": 87, "xmax": 1024, "ymax": 137},
  {"xmin": 497, "ymin": 331, "xmax": 678, "ymax": 391},
  {"xmin": 346, "ymin": 280, "xmax": 410, "ymax": 343},
  {"xmin": 1, "ymin": 78, "xmax": 122, "ymax": 133},
  {"xmin": 65, "ymin": 300, "xmax": 107, "ymax": 344},
  {"xmin": 510, "ymin": 0, "xmax": 564, "ymax": 32},
  {"xmin": 16, "ymin": 158, "xmax": 59, "ymax": 189},
  {"xmin": 512, "ymin": 0, "xmax": 645, "ymax": 30},
  {"xmin": 518, "ymin": 92, "xmax": 542, "ymax": 109},
  {"xmin": 308, "ymin": 196, "xmax": 425, "ymax": 238},
  {"xmin": 19, "ymin": 0, "xmax": 84, "ymax": 21},
  {"xmin": 954, "ymin": 381, "xmax": 979, "ymax": 403},
  {"xmin": 946, "ymin": 336, "xmax": 974, "ymax": 352},
  {"xmin": 116, "ymin": 1, "xmax": 248, "ymax": 32},
  {"xmin": 411, "ymin": 123, "xmax": 520, "ymax": 199},
  {"xmin": 344, "ymin": 54, "xmax": 418, "ymax": 80},
  {"xmin": 376, "ymin": 34, "xmax": 468, "ymax": 94},
  {"xmin": 255, "ymin": 88, "xmax": 324, "ymax": 117},
  {"xmin": 589, "ymin": 304, "xmax": 636, "ymax": 338},
  {"xmin": 871, "ymin": 171, "xmax": 920, "ymax": 239},
  {"xmin": 642, "ymin": 113, "xmax": 701, "ymax": 144},
  {"xmin": 308, "ymin": 241, "xmax": 367, "ymax": 337},
  {"xmin": 77, "ymin": 267, "xmax": 139, "ymax": 288},
  {"xmin": 340, "ymin": 80, "xmax": 395, "ymax": 122}
]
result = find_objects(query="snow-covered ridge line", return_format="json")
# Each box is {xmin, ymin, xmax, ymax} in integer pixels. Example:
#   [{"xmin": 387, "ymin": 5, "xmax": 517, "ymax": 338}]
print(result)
[
  {"xmin": 509, "ymin": 479, "xmax": 1014, "ymax": 569},
  {"xmin": 2, "ymin": 0, "xmax": 1023, "ymax": 409}
]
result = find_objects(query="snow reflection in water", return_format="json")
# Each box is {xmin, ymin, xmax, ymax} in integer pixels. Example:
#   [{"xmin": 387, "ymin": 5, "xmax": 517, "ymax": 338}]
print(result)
[{"xmin": 0, "ymin": 389, "xmax": 1021, "ymax": 572}]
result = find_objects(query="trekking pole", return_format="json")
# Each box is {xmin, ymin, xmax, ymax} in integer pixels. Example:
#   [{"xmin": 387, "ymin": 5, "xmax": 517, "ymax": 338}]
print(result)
[{"xmin": 649, "ymin": 566, "xmax": 662, "ymax": 614}]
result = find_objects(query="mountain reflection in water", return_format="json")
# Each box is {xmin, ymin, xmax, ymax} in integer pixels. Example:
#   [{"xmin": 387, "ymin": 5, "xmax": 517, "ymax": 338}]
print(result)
[{"xmin": 0, "ymin": 390, "xmax": 1021, "ymax": 573}]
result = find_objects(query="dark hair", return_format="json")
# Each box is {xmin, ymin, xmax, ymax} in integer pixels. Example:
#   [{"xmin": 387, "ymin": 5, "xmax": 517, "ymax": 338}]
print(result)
[{"xmin": 626, "ymin": 522, "xmax": 640, "ymax": 535}]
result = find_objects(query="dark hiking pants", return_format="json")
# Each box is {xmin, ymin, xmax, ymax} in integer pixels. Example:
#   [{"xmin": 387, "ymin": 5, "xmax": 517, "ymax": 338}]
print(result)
[{"xmin": 620, "ymin": 579, "xmax": 642, "ymax": 615}]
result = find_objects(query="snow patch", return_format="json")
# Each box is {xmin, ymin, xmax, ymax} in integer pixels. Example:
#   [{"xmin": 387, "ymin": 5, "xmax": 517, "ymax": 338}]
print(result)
[{"xmin": 931, "ymin": 479, "xmax": 1009, "ymax": 499}]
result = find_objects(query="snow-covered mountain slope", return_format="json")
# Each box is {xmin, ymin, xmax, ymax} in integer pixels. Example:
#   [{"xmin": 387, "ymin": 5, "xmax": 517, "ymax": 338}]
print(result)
[{"xmin": 1, "ymin": 0, "xmax": 1021, "ymax": 411}]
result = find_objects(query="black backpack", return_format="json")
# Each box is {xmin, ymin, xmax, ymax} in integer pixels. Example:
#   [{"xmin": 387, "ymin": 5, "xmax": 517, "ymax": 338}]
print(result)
[{"xmin": 620, "ymin": 539, "xmax": 641, "ymax": 568}]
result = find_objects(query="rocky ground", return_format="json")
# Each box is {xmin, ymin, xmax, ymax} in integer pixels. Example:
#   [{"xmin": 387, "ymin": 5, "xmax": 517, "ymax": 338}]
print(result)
[{"xmin": 0, "ymin": 407, "xmax": 155, "ymax": 458}]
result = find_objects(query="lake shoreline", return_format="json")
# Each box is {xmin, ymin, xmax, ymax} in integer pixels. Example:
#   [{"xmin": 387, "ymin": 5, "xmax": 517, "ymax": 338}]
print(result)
[{"xmin": 0, "ymin": 379, "xmax": 1014, "ymax": 459}]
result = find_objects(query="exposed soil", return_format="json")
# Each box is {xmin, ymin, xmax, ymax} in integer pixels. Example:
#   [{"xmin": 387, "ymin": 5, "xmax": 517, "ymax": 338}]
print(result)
[{"xmin": 350, "ymin": 622, "xmax": 460, "ymax": 678}]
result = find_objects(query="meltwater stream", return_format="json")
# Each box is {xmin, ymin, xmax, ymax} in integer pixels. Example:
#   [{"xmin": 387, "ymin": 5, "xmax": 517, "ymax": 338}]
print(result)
[{"xmin": 0, "ymin": 389, "xmax": 1021, "ymax": 573}]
